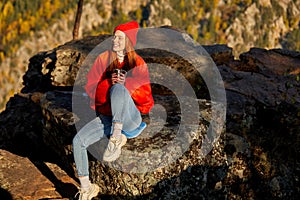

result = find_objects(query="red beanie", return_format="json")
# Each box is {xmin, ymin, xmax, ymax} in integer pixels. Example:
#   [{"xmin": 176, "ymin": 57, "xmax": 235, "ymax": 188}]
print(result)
[{"xmin": 114, "ymin": 21, "xmax": 139, "ymax": 46}]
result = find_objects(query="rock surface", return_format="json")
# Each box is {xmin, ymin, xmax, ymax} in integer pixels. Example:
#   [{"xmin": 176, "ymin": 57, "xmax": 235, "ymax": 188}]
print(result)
[
  {"xmin": 0, "ymin": 27, "xmax": 299, "ymax": 199},
  {"xmin": 0, "ymin": 149, "xmax": 78, "ymax": 200}
]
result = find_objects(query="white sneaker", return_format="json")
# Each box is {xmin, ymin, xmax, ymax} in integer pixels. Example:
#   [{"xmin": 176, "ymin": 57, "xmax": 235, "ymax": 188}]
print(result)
[
  {"xmin": 75, "ymin": 183, "xmax": 100, "ymax": 200},
  {"xmin": 103, "ymin": 134, "xmax": 127, "ymax": 162}
]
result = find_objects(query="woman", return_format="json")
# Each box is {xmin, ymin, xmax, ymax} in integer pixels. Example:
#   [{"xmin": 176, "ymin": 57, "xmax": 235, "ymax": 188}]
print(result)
[{"xmin": 73, "ymin": 21, "xmax": 154, "ymax": 199}]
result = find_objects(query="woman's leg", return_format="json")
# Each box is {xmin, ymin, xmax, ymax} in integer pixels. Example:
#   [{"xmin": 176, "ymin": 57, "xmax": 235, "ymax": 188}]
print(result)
[
  {"xmin": 102, "ymin": 84, "xmax": 142, "ymax": 162},
  {"xmin": 72, "ymin": 116, "xmax": 105, "ymax": 180},
  {"xmin": 110, "ymin": 83, "xmax": 142, "ymax": 132}
]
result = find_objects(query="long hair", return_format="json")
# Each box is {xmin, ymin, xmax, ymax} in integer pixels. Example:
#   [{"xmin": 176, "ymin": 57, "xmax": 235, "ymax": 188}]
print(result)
[{"xmin": 106, "ymin": 36, "xmax": 137, "ymax": 76}]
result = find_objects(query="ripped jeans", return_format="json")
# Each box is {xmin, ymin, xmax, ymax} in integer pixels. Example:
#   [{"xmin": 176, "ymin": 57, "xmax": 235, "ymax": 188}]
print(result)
[{"xmin": 72, "ymin": 84, "xmax": 142, "ymax": 176}]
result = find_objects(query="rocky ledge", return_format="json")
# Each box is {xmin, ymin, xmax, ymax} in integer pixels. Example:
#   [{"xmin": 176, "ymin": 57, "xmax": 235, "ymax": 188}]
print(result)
[{"xmin": 0, "ymin": 27, "xmax": 299, "ymax": 199}]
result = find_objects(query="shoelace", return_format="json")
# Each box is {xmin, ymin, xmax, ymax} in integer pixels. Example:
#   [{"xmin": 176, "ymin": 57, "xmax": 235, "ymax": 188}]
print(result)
[
  {"xmin": 106, "ymin": 136, "xmax": 120, "ymax": 151},
  {"xmin": 111, "ymin": 136, "xmax": 122, "ymax": 145},
  {"xmin": 74, "ymin": 188, "xmax": 85, "ymax": 199}
]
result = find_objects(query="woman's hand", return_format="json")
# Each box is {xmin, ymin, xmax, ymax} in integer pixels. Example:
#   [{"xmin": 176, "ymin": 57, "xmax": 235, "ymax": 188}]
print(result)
[{"xmin": 111, "ymin": 72, "xmax": 126, "ymax": 85}]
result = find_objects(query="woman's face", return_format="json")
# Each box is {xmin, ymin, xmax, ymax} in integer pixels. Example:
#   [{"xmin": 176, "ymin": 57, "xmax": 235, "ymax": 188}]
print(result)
[{"xmin": 112, "ymin": 30, "xmax": 126, "ymax": 53}]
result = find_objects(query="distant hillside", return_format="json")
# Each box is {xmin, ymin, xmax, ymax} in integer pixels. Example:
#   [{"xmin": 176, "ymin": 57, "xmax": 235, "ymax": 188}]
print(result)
[
  {"xmin": 0, "ymin": 0, "xmax": 77, "ymax": 110},
  {"xmin": 143, "ymin": 0, "xmax": 300, "ymax": 55},
  {"xmin": 1, "ymin": 0, "xmax": 300, "ymax": 111}
]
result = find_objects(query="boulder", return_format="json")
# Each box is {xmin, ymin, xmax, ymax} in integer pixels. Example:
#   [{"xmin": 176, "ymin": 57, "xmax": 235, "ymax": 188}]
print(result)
[{"xmin": 0, "ymin": 149, "xmax": 78, "ymax": 199}]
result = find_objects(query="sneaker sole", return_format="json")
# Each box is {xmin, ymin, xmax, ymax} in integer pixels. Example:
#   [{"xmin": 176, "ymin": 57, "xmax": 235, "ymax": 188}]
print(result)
[
  {"xmin": 90, "ymin": 184, "xmax": 100, "ymax": 198},
  {"xmin": 120, "ymin": 134, "xmax": 127, "ymax": 147},
  {"xmin": 103, "ymin": 148, "xmax": 121, "ymax": 162}
]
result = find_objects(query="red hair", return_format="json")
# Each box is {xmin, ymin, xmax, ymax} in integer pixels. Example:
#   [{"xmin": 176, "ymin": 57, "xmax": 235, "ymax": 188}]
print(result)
[{"xmin": 107, "ymin": 36, "xmax": 137, "ymax": 74}]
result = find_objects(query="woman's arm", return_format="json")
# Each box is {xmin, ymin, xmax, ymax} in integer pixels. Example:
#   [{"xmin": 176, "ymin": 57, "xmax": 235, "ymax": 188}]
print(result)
[
  {"xmin": 125, "ymin": 55, "xmax": 154, "ymax": 114},
  {"xmin": 84, "ymin": 51, "xmax": 111, "ymax": 108}
]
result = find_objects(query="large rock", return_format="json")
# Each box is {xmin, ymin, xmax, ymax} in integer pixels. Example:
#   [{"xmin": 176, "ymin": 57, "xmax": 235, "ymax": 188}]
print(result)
[
  {"xmin": 0, "ymin": 149, "xmax": 78, "ymax": 199},
  {"xmin": 1, "ymin": 27, "xmax": 299, "ymax": 199},
  {"xmin": 31, "ymin": 28, "xmax": 228, "ymax": 198},
  {"xmin": 238, "ymin": 48, "xmax": 300, "ymax": 75}
]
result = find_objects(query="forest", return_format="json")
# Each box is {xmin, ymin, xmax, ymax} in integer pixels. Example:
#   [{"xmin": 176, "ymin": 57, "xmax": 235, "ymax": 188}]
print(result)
[
  {"xmin": 0, "ymin": 0, "xmax": 77, "ymax": 62},
  {"xmin": 1, "ymin": 0, "xmax": 300, "ymax": 64}
]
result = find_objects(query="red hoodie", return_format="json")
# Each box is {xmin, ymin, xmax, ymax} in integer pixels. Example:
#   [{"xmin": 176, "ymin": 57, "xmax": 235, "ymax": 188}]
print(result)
[{"xmin": 85, "ymin": 51, "xmax": 154, "ymax": 116}]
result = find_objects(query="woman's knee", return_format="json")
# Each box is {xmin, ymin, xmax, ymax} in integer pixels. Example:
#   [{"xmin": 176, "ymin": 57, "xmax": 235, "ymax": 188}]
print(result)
[
  {"xmin": 110, "ymin": 83, "xmax": 126, "ymax": 94},
  {"xmin": 72, "ymin": 134, "xmax": 82, "ymax": 148}
]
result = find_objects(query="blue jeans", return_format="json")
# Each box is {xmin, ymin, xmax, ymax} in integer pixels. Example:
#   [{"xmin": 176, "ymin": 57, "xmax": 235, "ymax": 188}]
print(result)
[{"xmin": 73, "ymin": 84, "xmax": 142, "ymax": 176}]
